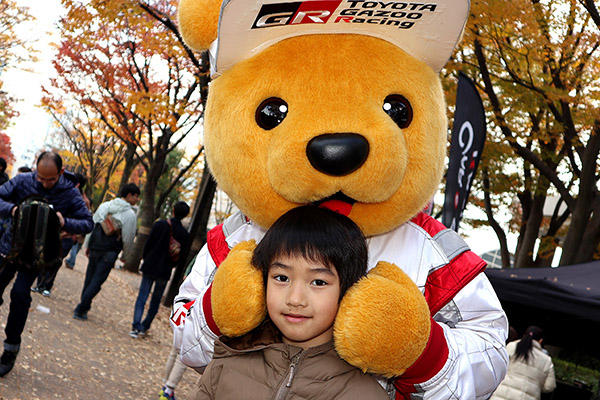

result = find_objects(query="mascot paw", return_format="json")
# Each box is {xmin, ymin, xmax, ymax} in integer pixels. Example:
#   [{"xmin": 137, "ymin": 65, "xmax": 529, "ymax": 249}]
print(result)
[
  {"xmin": 334, "ymin": 261, "xmax": 431, "ymax": 377},
  {"xmin": 211, "ymin": 240, "xmax": 266, "ymax": 337}
]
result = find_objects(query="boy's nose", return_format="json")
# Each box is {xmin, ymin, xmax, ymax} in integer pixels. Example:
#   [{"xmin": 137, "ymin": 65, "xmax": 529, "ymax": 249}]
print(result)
[{"xmin": 286, "ymin": 284, "xmax": 307, "ymax": 307}]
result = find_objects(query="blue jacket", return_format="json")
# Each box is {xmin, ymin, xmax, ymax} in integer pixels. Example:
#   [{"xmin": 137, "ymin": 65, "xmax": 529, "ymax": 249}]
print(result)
[{"xmin": 0, "ymin": 171, "xmax": 94, "ymax": 255}]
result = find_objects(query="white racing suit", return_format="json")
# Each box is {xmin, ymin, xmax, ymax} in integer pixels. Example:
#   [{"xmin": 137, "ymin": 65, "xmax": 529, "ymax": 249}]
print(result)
[{"xmin": 172, "ymin": 211, "xmax": 508, "ymax": 400}]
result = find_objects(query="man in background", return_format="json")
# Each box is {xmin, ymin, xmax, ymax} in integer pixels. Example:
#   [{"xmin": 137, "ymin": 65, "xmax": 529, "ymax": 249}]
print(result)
[
  {"xmin": 73, "ymin": 183, "xmax": 139, "ymax": 321},
  {"xmin": 0, "ymin": 152, "xmax": 93, "ymax": 376},
  {"xmin": 32, "ymin": 172, "xmax": 91, "ymax": 295}
]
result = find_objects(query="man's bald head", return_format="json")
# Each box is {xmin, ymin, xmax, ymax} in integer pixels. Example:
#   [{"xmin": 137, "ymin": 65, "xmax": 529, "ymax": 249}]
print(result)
[{"xmin": 36, "ymin": 151, "xmax": 64, "ymax": 189}]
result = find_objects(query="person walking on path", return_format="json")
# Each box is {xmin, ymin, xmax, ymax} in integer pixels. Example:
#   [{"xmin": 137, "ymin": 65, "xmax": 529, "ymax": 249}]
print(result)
[
  {"xmin": 0, "ymin": 152, "xmax": 93, "ymax": 377},
  {"xmin": 73, "ymin": 183, "xmax": 139, "ymax": 321},
  {"xmin": 33, "ymin": 173, "xmax": 91, "ymax": 295},
  {"xmin": 158, "ymin": 346, "xmax": 189, "ymax": 400},
  {"xmin": 491, "ymin": 325, "xmax": 556, "ymax": 400},
  {"xmin": 130, "ymin": 201, "xmax": 190, "ymax": 338},
  {"xmin": 64, "ymin": 234, "xmax": 84, "ymax": 269},
  {"xmin": 158, "ymin": 254, "xmax": 198, "ymax": 400}
]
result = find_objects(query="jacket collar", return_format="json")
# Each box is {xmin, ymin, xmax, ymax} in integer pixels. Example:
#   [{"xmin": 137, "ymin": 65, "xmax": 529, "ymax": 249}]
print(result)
[{"xmin": 214, "ymin": 319, "xmax": 335, "ymax": 360}]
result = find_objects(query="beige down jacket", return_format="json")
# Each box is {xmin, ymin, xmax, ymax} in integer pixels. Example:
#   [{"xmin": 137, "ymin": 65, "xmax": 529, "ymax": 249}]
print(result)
[
  {"xmin": 491, "ymin": 340, "xmax": 556, "ymax": 400},
  {"xmin": 195, "ymin": 321, "xmax": 390, "ymax": 400}
]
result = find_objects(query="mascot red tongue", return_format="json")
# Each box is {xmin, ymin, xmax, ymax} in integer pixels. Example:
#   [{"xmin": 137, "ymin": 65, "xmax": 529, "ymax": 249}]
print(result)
[
  {"xmin": 319, "ymin": 199, "xmax": 353, "ymax": 216},
  {"xmin": 172, "ymin": 0, "xmax": 509, "ymax": 398}
]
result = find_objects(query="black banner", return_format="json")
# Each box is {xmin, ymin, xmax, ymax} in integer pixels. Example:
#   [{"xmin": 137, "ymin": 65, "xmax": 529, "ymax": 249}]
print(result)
[{"xmin": 442, "ymin": 72, "xmax": 486, "ymax": 232}]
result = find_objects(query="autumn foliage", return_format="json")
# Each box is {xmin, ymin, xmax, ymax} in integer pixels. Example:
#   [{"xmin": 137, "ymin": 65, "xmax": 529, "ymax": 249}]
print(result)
[
  {"xmin": 44, "ymin": 0, "xmax": 209, "ymax": 270},
  {"xmin": 445, "ymin": 0, "xmax": 600, "ymax": 266},
  {"xmin": 0, "ymin": 0, "xmax": 34, "ymax": 134},
  {"xmin": 0, "ymin": 133, "xmax": 14, "ymax": 165}
]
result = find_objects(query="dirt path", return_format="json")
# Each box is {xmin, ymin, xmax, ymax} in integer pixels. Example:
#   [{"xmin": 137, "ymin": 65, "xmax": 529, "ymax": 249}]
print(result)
[{"xmin": 0, "ymin": 253, "xmax": 198, "ymax": 400}]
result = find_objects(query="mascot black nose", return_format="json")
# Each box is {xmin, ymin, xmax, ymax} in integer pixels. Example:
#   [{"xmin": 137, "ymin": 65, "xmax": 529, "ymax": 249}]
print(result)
[{"xmin": 306, "ymin": 133, "xmax": 370, "ymax": 176}]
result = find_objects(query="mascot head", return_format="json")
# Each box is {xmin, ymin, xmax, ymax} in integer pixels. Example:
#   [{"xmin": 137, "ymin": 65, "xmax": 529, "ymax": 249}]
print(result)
[{"xmin": 179, "ymin": 0, "xmax": 468, "ymax": 236}]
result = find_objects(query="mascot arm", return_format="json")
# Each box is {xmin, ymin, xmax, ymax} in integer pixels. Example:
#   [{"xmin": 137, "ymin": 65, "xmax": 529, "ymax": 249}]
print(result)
[
  {"xmin": 334, "ymin": 260, "xmax": 507, "ymax": 399},
  {"xmin": 334, "ymin": 262, "xmax": 432, "ymax": 378},
  {"xmin": 171, "ymin": 244, "xmax": 220, "ymax": 368},
  {"xmin": 172, "ymin": 239, "xmax": 266, "ymax": 368},
  {"xmin": 396, "ymin": 273, "xmax": 508, "ymax": 399}
]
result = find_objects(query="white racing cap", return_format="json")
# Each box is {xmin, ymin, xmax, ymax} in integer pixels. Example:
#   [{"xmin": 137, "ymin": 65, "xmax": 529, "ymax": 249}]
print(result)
[{"xmin": 209, "ymin": 0, "xmax": 470, "ymax": 77}]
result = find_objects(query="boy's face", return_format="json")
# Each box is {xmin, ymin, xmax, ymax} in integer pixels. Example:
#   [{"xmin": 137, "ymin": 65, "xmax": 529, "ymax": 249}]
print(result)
[{"xmin": 266, "ymin": 254, "xmax": 341, "ymax": 350}]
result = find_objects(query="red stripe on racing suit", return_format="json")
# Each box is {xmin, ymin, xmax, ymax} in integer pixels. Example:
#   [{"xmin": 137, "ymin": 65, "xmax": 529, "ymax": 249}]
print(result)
[{"xmin": 392, "ymin": 213, "xmax": 487, "ymax": 398}]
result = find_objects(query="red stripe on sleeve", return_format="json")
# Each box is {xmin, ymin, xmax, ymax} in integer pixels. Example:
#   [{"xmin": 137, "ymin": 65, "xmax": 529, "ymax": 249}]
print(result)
[
  {"xmin": 394, "ymin": 320, "xmax": 448, "ymax": 398},
  {"xmin": 206, "ymin": 224, "xmax": 230, "ymax": 267},
  {"xmin": 202, "ymin": 285, "xmax": 222, "ymax": 336},
  {"xmin": 410, "ymin": 212, "xmax": 447, "ymax": 237},
  {"xmin": 425, "ymin": 250, "xmax": 487, "ymax": 315}
]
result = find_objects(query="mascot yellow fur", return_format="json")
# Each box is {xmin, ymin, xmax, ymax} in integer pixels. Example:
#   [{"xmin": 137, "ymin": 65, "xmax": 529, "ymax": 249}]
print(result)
[{"xmin": 173, "ymin": 0, "xmax": 508, "ymax": 398}]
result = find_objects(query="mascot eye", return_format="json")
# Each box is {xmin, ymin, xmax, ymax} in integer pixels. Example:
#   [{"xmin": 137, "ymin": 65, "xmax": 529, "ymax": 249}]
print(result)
[
  {"xmin": 255, "ymin": 97, "xmax": 288, "ymax": 130},
  {"xmin": 383, "ymin": 95, "xmax": 413, "ymax": 129}
]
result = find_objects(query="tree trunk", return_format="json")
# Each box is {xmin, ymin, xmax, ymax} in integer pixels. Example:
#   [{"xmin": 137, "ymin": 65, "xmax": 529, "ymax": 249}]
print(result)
[
  {"xmin": 164, "ymin": 166, "xmax": 217, "ymax": 305},
  {"xmin": 514, "ymin": 193, "xmax": 546, "ymax": 268},
  {"xmin": 118, "ymin": 142, "xmax": 138, "ymax": 195},
  {"xmin": 482, "ymin": 168, "xmax": 511, "ymax": 268},
  {"xmin": 514, "ymin": 191, "xmax": 532, "ymax": 265},
  {"xmin": 560, "ymin": 196, "xmax": 593, "ymax": 265},
  {"xmin": 533, "ymin": 235, "xmax": 558, "ymax": 267},
  {"xmin": 575, "ymin": 199, "xmax": 600, "ymax": 263},
  {"xmin": 560, "ymin": 130, "xmax": 600, "ymax": 265},
  {"xmin": 123, "ymin": 151, "xmax": 167, "ymax": 272}
]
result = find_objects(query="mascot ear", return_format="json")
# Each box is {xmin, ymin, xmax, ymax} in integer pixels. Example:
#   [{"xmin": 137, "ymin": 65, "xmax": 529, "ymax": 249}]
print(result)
[{"xmin": 178, "ymin": 0, "xmax": 221, "ymax": 51}]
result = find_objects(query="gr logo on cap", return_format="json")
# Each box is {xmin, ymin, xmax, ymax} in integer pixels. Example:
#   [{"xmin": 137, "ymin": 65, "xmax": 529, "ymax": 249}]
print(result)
[{"xmin": 209, "ymin": 0, "xmax": 469, "ymax": 77}]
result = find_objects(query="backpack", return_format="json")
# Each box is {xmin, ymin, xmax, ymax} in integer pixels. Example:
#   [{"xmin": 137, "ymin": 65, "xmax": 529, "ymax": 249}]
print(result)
[
  {"xmin": 167, "ymin": 219, "xmax": 181, "ymax": 263},
  {"xmin": 8, "ymin": 197, "xmax": 62, "ymax": 273}
]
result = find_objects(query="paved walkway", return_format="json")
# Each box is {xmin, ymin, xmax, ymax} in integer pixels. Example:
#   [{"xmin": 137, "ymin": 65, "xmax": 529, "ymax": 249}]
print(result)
[{"xmin": 0, "ymin": 253, "xmax": 198, "ymax": 399}]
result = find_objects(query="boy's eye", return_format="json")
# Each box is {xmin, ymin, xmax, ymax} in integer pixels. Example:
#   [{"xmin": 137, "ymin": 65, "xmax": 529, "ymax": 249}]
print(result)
[
  {"xmin": 311, "ymin": 279, "xmax": 328, "ymax": 286},
  {"xmin": 273, "ymin": 275, "xmax": 289, "ymax": 283}
]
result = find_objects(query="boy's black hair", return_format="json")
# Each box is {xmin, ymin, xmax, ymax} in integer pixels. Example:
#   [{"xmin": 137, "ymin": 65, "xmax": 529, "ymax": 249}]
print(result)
[
  {"xmin": 252, "ymin": 205, "xmax": 368, "ymax": 299},
  {"xmin": 173, "ymin": 201, "xmax": 190, "ymax": 220},
  {"xmin": 119, "ymin": 183, "xmax": 140, "ymax": 198}
]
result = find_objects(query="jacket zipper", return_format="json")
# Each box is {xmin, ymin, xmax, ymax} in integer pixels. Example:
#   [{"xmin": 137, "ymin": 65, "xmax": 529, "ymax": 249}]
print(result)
[{"xmin": 273, "ymin": 352, "xmax": 302, "ymax": 400}]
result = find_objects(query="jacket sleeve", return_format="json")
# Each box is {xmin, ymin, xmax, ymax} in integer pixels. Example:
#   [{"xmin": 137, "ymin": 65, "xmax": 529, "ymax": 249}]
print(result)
[
  {"xmin": 0, "ymin": 177, "xmax": 18, "ymax": 217},
  {"xmin": 120, "ymin": 210, "xmax": 138, "ymax": 258},
  {"xmin": 542, "ymin": 360, "xmax": 556, "ymax": 393},
  {"xmin": 62, "ymin": 190, "xmax": 94, "ymax": 234},
  {"xmin": 171, "ymin": 244, "xmax": 220, "ymax": 368},
  {"xmin": 395, "ymin": 273, "xmax": 509, "ymax": 400}
]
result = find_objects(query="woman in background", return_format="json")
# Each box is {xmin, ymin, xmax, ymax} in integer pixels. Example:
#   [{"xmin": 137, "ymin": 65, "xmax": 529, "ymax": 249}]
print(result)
[{"xmin": 491, "ymin": 325, "xmax": 556, "ymax": 400}]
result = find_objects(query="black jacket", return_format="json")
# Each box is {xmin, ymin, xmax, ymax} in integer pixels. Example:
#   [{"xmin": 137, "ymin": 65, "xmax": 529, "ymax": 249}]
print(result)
[{"xmin": 140, "ymin": 218, "xmax": 189, "ymax": 281}]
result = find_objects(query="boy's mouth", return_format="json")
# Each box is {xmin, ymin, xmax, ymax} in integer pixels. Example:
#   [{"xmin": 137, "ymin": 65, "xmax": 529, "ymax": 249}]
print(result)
[
  {"xmin": 283, "ymin": 313, "xmax": 310, "ymax": 323},
  {"xmin": 314, "ymin": 192, "xmax": 356, "ymax": 216}
]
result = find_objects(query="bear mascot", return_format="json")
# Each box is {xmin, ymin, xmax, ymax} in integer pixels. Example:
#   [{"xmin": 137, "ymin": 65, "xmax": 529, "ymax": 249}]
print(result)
[{"xmin": 171, "ymin": 0, "xmax": 509, "ymax": 398}]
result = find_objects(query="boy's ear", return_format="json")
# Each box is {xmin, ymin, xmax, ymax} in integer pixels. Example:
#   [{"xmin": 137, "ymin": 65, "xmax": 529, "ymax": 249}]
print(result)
[{"xmin": 178, "ymin": 0, "xmax": 222, "ymax": 51}]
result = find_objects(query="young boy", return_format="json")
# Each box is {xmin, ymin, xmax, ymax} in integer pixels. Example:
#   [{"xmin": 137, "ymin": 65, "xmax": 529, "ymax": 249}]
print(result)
[{"xmin": 196, "ymin": 205, "xmax": 390, "ymax": 399}]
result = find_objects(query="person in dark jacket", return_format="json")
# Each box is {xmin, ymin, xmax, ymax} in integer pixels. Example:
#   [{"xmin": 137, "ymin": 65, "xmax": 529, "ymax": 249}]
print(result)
[
  {"xmin": 33, "ymin": 173, "xmax": 91, "ymax": 296},
  {"xmin": 0, "ymin": 152, "xmax": 93, "ymax": 377},
  {"xmin": 0, "ymin": 158, "xmax": 8, "ymax": 186},
  {"xmin": 73, "ymin": 183, "xmax": 139, "ymax": 321},
  {"xmin": 129, "ymin": 201, "xmax": 190, "ymax": 338}
]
